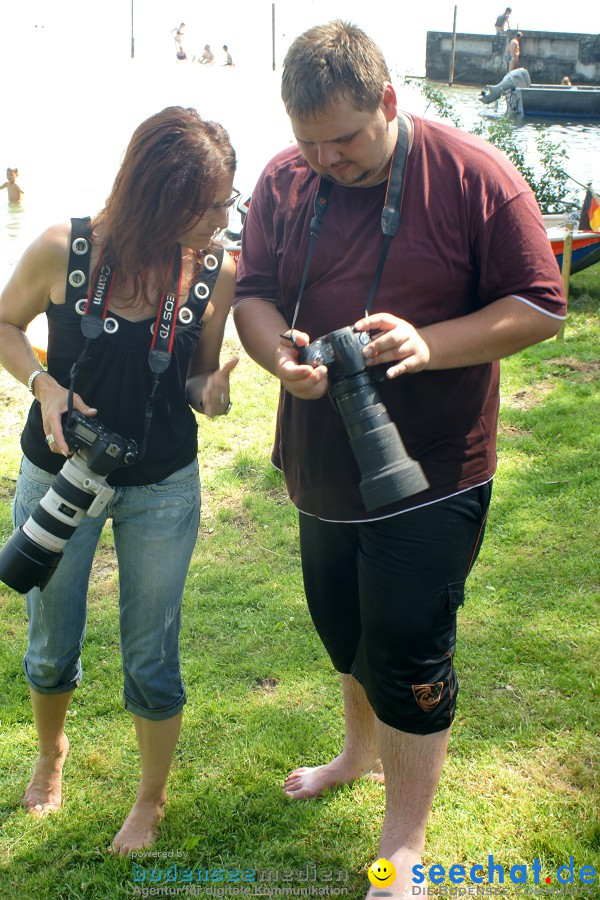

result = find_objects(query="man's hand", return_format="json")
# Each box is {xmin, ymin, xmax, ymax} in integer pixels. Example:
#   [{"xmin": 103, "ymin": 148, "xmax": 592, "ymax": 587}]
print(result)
[
  {"xmin": 275, "ymin": 330, "xmax": 329, "ymax": 399},
  {"xmin": 354, "ymin": 313, "xmax": 431, "ymax": 377}
]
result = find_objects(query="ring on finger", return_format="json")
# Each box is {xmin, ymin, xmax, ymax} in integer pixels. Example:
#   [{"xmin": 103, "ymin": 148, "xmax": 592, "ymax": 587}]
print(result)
[{"xmin": 45, "ymin": 433, "xmax": 55, "ymax": 445}]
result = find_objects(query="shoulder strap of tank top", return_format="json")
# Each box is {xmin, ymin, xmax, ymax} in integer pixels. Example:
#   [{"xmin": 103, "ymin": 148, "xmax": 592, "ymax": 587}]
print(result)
[
  {"xmin": 65, "ymin": 217, "xmax": 92, "ymax": 305},
  {"xmin": 182, "ymin": 245, "xmax": 225, "ymax": 325}
]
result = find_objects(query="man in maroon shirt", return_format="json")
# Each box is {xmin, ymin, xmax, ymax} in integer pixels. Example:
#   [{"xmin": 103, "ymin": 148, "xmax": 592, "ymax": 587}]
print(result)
[{"xmin": 234, "ymin": 21, "xmax": 565, "ymax": 899}]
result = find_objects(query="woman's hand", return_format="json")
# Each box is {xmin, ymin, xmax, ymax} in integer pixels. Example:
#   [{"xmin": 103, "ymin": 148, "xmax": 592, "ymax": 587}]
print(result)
[
  {"xmin": 34, "ymin": 373, "xmax": 97, "ymax": 456},
  {"xmin": 354, "ymin": 313, "xmax": 431, "ymax": 377},
  {"xmin": 196, "ymin": 357, "xmax": 239, "ymax": 417}
]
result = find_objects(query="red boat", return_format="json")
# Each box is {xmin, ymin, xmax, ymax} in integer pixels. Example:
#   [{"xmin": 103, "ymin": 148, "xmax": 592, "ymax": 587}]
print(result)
[{"xmin": 543, "ymin": 214, "xmax": 600, "ymax": 275}]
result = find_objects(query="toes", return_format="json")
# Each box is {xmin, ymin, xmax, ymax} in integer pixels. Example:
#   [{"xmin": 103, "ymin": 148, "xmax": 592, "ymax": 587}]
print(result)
[
  {"xmin": 284, "ymin": 786, "xmax": 309, "ymax": 800},
  {"xmin": 284, "ymin": 781, "xmax": 307, "ymax": 794},
  {"xmin": 285, "ymin": 767, "xmax": 311, "ymax": 781},
  {"xmin": 24, "ymin": 800, "xmax": 61, "ymax": 817},
  {"xmin": 109, "ymin": 836, "xmax": 132, "ymax": 857}
]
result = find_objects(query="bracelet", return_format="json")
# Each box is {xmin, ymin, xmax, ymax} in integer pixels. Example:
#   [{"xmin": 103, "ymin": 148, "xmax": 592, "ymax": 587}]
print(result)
[{"xmin": 27, "ymin": 368, "xmax": 47, "ymax": 395}]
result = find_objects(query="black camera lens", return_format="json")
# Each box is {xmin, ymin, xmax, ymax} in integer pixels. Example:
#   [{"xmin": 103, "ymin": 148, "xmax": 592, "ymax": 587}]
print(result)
[
  {"xmin": 329, "ymin": 373, "xmax": 429, "ymax": 510},
  {"xmin": 299, "ymin": 326, "xmax": 429, "ymax": 511}
]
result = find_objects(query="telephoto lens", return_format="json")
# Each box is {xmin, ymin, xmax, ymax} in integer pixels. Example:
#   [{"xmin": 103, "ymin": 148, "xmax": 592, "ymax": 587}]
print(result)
[
  {"xmin": 299, "ymin": 326, "xmax": 429, "ymax": 511},
  {"xmin": 0, "ymin": 412, "xmax": 137, "ymax": 593},
  {"xmin": 329, "ymin": 371, "xmax": 429, "ymax": 510},
  {"xmin": 0, "ymin": 453, "xmax": 115, "ymax": 593}
]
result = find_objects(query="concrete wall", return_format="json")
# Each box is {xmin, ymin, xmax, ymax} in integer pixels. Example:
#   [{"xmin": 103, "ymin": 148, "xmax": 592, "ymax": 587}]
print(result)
[{"xmin": 426, "ymin": 30, "xmax": 600, "ymax": 85}]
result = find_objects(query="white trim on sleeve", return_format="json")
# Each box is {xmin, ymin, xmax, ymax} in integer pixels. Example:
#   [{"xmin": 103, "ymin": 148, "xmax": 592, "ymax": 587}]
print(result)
[{"xmin": 512, "ymin": 294, "xmax": 566, "ymax": 321}]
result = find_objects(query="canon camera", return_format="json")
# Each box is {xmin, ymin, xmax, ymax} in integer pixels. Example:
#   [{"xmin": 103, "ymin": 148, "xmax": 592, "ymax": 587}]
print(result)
[
  {"xmin": 0, "ymin": 412, "xmax": 138, "ymax": 593},
  {"xmin": 297, "ymin": 325, "xmax": 429, "ymax": 511}
]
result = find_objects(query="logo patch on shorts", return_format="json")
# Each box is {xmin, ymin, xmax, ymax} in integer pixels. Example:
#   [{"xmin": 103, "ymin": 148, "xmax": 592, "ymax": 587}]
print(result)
[{"xmin": 412, "ymin": 682, "xmax": 444, "ymax": 712}]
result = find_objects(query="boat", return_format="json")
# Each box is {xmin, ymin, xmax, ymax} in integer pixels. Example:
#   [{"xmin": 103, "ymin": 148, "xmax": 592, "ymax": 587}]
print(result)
[
  {"xmin": 543, "ymin": 214, "xmax": 600, "ymax": 274},
  {"xmin": 479, "ymin": 69, "xmax": 600, "ymax": 119},
  {"xmin": 516, "ymin": 85, "xmax": 600, "ymax": 119}
]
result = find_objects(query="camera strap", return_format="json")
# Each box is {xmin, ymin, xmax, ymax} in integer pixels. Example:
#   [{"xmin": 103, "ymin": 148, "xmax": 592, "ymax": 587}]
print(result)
[
  {"xmin": 288, "ymin": 179, "xmax": 334, "ymax": 335},
  {"xmin": 65, "ymin": 222, "xmax": 224, "ymax": 462},
  {"xmin": 365, "ymin": 114, "xmax": 410, "ymax": 316},
  {"xmin": 289, "ymin": 114, "xmax": 410, "ymax": 339},
  {"xmin": 68, "ymin": 248, "xmax": 185, "ymax": 460}
]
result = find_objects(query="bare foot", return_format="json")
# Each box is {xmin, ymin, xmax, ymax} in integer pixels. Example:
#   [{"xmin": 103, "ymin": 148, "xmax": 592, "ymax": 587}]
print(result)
[
  {"xmin": 23, "ymin": 736, "xmax": 69, "ymax": 817},
  {"xmin": 110, "ymin": 799, "xmax": 165, "ymax": 857},
  {"xmin": 366, "ymin": 848, "xmax": 422, "ymax": 900},
  {"xmin": 284, "ymin": 752, "xmax": 384, "ymax": 800}
]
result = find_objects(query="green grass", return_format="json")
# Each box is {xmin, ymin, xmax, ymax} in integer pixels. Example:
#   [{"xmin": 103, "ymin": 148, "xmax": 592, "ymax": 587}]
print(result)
[{"xmin": 0, "ymin": 268, "xmax": 598, "ymax": 899}]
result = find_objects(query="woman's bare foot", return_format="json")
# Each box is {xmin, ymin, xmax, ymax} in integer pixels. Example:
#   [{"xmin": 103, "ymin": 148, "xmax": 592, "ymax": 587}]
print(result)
[
  {"xmin": 110, "ymin": 799, "xmax": 165, "ymax": 857},
  {"xmin": 23, "ymin": 735, "xmax": 69, "ymax": 817},
  {"xmin": 284, "ymin": 751, "xmax": 384, "ymax": 800}
]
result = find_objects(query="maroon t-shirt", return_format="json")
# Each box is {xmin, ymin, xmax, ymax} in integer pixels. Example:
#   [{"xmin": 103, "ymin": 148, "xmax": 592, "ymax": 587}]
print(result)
[{"xmin": 235, "ymin": 115, "xmax": 566, "ymax": 521}]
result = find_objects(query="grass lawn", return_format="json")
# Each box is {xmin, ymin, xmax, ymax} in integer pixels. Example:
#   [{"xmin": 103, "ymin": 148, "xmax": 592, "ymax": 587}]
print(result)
[{"xmin": 0, "ymin": 267, "xmax": 598, "ymax": 899}]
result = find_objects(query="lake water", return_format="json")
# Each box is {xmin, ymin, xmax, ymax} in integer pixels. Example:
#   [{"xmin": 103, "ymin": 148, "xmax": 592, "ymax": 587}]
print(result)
[{"xmin": 1, "ymin": 57, "xmax": 599, "ymax": 290}]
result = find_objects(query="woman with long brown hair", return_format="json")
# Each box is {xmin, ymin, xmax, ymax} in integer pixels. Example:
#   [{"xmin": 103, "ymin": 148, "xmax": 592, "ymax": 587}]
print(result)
[{"xmin": 0, "ymin": 106, "xmax": 238, "ymax": 854}]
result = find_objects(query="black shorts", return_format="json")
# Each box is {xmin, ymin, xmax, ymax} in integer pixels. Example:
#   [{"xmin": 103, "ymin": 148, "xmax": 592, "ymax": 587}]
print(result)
[{"xmin": 298, "ymin": 483, "xmax": 492, "ymax": 735}]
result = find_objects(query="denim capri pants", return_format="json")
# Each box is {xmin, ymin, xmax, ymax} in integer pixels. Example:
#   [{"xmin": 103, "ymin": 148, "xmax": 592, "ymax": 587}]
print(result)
[{"xmin": 13, "ymin": 455, "xmax": 201, "ymax": 720}]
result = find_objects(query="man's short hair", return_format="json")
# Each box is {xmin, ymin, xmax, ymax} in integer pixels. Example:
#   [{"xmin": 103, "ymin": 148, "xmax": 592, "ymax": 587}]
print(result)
[{"xmin": 281, "ymin": 20, "xmax": 390, "ymax": 121}]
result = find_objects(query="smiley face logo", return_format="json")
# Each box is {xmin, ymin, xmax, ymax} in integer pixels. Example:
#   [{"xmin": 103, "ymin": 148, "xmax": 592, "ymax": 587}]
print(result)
[{"xmin": 367, "ymin": 858, "xmax": 396, "ymax": 888}]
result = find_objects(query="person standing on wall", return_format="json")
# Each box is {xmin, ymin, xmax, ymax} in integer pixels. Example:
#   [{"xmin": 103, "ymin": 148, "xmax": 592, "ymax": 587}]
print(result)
[{"xmin": 508, "ymin": 31, "xmax": 523, "ymax": 71}]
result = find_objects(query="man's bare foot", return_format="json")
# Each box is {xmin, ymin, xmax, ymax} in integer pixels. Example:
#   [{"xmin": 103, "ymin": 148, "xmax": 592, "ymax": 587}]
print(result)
[
  {"xmin": 284, "ymin": 752, "xmax": 384, "ymax": 800},
  {"xmin": 23, "ymin": 736, "xmax": 69, "ymax": 817},
  {"xmin": 366, "ymin": 847, "xmax": 422, "ymax": 900},
  {"xmin": 110, "ymin": 799, "xmax": 165, "ymax": 857}
]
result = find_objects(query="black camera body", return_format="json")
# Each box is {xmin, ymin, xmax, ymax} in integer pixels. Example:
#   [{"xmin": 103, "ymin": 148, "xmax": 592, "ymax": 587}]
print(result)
[
  {"xmin": 64, "ymin": 411, "xmax": 139, "ymax": 476},
  {"xmin": 298, "ymin": 325, "xmax": 370, "ymax": 376},
  {"xmin": 298, "ymin": 325, "xmax": 429, "ymax": 511},
  {"xmin": 0, "ymin": 413, "xmax": 138, "ymax": 593}
]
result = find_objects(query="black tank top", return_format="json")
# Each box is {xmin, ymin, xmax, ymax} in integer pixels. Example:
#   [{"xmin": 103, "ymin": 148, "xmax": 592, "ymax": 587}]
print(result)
[{"xmin": 21, "ymin": 228, "xmax": 219, "ymax": 486}]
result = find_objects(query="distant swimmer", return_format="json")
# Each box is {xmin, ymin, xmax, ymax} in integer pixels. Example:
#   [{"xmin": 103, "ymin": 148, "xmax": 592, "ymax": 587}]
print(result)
[
  {"xmin": 222, "ymin": 45, "xmax": 234, "ymax": 66},
  {"xmin": 1, "ymin": 167, "xmax": 24, "ymax": 204},
  {"xmin": 172, "ymin": 22, "xmax": 185, "ymax": 53},
  {"xmin": 199, "ymin": 44, "xmax": 214, "ymax": 64}
]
